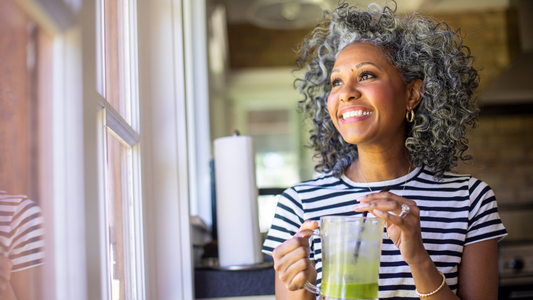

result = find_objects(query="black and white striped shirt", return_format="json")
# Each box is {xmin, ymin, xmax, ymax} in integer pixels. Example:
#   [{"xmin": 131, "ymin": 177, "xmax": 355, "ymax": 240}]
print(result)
[
  {"xmin": 263, "ymin": 166, "xmax": 507, "ymax": 299},
  {"xmin": 0, "ymin": 191, "xmax": 44, "ymax": 271}
]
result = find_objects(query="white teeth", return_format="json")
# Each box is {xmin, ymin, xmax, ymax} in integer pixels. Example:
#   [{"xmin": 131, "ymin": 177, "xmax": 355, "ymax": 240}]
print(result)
[{"xmin": 342, "ymin": 110, "xmax": 372, "ymax": 120}]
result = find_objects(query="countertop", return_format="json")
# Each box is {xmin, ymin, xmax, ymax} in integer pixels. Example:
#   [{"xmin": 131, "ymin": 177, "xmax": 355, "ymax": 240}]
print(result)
[{"xmin": 194, "ymin": 264, "xmax": 275, "ymax": 298}]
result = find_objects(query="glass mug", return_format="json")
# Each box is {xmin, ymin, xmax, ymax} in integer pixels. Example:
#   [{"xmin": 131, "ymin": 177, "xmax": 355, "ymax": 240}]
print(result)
[{"xmin": 302, "ymin": 216, "xmax": 384, "ymax": 300}]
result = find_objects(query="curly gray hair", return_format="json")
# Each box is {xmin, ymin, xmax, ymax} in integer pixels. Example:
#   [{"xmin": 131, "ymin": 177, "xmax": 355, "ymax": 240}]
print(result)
[{"xmin": 295, "ymin": 1, "xmax": 480, "ymax": 179}]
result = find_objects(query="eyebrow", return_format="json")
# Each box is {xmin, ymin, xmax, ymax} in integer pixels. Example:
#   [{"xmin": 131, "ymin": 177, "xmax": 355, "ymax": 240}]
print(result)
[{"xmin": 331, "ymin": 62, "xmax": 382, "ymax": 73}]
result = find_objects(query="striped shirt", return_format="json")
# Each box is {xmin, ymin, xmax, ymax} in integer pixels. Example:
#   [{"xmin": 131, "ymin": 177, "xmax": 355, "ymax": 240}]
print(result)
[
  {"xmin": 262, "ymin": 166, "xmax": 507, "ymax": 299},
  {"xmin": 0, "ymin": 191, "xmax": 45, "ymax": 271}
]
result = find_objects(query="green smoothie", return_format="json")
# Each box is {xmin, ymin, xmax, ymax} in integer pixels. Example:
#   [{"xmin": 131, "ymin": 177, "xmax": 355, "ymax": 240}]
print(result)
[
  {"xmin": 321, "ymin": 262, "xmax": 379, "ymax": 299},
  {"xmin": 321, "ymin": 282, "xmax": 378, "ymax": 299},
  {"xmin": 315, "ymin": 216, "xmax": 383, "ymax": 300}
]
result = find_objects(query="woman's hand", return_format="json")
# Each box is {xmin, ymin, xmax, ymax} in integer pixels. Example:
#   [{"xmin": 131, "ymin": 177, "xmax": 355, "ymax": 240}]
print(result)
[
  {"xmin": 0, "ymin": 254, "xmax": 13, "ymax": 296},
  {"xmin": 272, "ymin": 220, "xmax": 318, "ymax": 291},
  {"xmin": 353, "ymin": 191, "xmax": 429, "ymax": 265}
]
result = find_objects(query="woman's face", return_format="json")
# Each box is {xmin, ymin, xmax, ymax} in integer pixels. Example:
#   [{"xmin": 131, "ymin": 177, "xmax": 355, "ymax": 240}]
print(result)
[{"xmin": 327, "ymin": 42, "xmax": 412, "ymax": 148}]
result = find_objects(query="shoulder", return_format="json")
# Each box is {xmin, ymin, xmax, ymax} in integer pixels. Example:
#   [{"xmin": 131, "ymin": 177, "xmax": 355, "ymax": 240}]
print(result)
[
  {"xmin": 276, "ymin": 174, "xmax": 347, "ymax": 208},
  {"xmin": 0, "ymin": 192, "xmax": 41, "ymax": 219},
  {"xmin": 0, "ymin": 192, "xmax": 43, "ymax": 242},
  {"xmin": 418, "ymin": 166, "xmax": 472, "ymax": 184},
  {"xmin": 290, "ymin": 173, "xmax": 347, "ymax": 193},
  {"xmin": 414, "ymin": 166, "xmax": 494, "ymax": 195},
  {"xmin": 427, "ymin": 169, "xmax": 500, "ymax": 217},
  {"xmin": 0, "ymin": 192, "xmax": 44, "ymax": 263},
  {"xmin": 412, "ymin": 167, "xmax": 473, "ymax": 196},
  {"xmin": 0, "ymin": 192, "xmax": 23, "ymax": 215},
  {"xmin": 434, "ymin": 170, "xmax": 494, "ymax": 200},
  {"xmin": 0, "ymin": 191, "xmax": 28, "ymax": 204}
]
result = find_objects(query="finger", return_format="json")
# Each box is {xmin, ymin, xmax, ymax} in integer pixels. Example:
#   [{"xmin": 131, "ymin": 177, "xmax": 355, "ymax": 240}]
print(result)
[
  {"xmin": 0, "ymin": 256, "xmax": 12, "ymax": 283},
  {"xmin": 367, "ymin": 200, "xmax": 419, "ymax": 220},
  {"xmin": 372, "ymin": 208, "xmax": 417, "ymax": 232},
  {"xmin": 299, "ymin": 220, "xmax": 319, "ymax": 232},
  {"xmin": 0, "ymin": 255, "xmax": 12, "ymax": 270},
  {"xmin": 295, "ymin": 220, "xmax": 318, "ymax": 238},
  {"xmin": 280, "ymin": 257, "xmax": 311, "ymax": 290},
  {"xmin": 353, "ymin": 199, "xmax": 401, "ymax": 213},
  {"xmin": 273, "ymin": 244, "xmax": 310, "ymax": 273},
  {"xmin": 295, "ymin": 229, "xmax": 315, "ymax": 239},
  {"xmin": 362, "ymin": 201, "xmax": 419, "ymax": 217},
  {"xmin": 357, "ymin": 191, "xmax": 416, "ymax": 206},
  {"xmin": 272, "ymin": 236, "xmax": 311, "ymax": 260},
  {"xmin": 288, "ymin": 269, "xmax": 311, "ymax": 291}
]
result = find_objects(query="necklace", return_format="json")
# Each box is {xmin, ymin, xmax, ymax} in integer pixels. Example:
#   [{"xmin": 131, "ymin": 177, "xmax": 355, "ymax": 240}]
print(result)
[
  {"xmin": 357, "ymin": 163, "xmax": 412, "ymax": 240},
  {"xmin": 357, "ymin": 163, "xmax": 412, "ymax": 197}
]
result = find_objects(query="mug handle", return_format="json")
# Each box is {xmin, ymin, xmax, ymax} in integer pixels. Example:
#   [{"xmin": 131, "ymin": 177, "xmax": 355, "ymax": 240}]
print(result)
[
  {"xmin": 303, "ymin": 281, "xmax": 321, "ymax": 294},
  {"xmin": 296, "ymin": 229, "xmax": 321, "ymax": 294}
]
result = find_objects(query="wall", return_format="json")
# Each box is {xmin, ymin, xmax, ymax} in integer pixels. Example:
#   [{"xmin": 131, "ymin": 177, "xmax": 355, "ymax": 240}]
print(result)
[
  {"xmin": 227, "ymin": 23, "xmax": 313, "ymax": 69},
  {"xmin": 429, "ymin": 9, "xmax": 531, "ymax": 206},
  {"xmin": 432, "ymin": 8, "xmax": 521, "ymax": 95},
  {"xmin": 227, "ymin": 7, "xmax": 521, "ymax": 94},
  {"xmin": 456, "ymin": 115, "xmax": 533, "ymax": 206}
]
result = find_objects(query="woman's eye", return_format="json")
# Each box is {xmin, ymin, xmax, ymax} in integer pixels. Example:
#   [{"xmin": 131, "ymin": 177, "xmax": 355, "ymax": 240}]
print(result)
[
  {"xmin": 360, "ymin": 72, "xmax": 375, "ymax": 81},
  {"xmin": 331, "ymin": 78, "xmax": 343, "ymax": 87}
]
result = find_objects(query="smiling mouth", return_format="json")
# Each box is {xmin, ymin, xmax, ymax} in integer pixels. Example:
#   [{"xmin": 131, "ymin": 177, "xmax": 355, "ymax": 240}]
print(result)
[{"xmin": 341, "ymin": 110, "xmax": 373, "ymax": 120}]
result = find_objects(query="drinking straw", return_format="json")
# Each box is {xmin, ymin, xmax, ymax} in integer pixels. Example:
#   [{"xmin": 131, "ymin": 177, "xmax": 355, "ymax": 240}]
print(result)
[{"xmin": 354, "ymin": 186, "xmax": 391, "ymax": 261}]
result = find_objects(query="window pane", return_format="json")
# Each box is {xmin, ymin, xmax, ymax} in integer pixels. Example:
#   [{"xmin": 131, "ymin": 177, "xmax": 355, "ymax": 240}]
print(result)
[
  {"xmin": 104, "ymin": 0, "xmax": 130, "ymax": 123},
  {"xmin": 0, "ymin": 0, "xmax": 50, "ymax": 299},
  {"xmin": 247, "ymin": 109, "xmax": 299, "ymax": 188},
  {"xmin": 106, "ymin": 131, "xmax": 130, "ymax": 300},
  {"xmin": 258, "ymin": 195, "xmax": 278, "ymax": 233}
]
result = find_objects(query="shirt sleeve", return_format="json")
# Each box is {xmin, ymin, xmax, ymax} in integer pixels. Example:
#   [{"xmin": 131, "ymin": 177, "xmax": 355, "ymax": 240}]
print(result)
[
  {"xmin": 465, "ymin": 178, "xmax": 508, "ymax": 245},
  {"xmin": 262, "ymin": 187, "xmax": 306, "ymax": 256},
  {"xmin": 9, "ymin": 198, "xmax": 45, "ymax": 271}
]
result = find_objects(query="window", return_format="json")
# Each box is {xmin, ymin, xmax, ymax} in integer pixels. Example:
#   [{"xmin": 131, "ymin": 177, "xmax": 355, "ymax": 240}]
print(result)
[
  {"xmin": 227, "ymin": 68, "xmax": 316, "ymax": 235},
  {"xmin": 1, "ymin": 0, "xmax": 199, "ymax": 299},
  {"xmin": 0, "ymin": 0, "xmax": 53, "ymax": 299},
  {"xmin": 98, "ymin": 0, "xmax": 144, "ymax": 299}
]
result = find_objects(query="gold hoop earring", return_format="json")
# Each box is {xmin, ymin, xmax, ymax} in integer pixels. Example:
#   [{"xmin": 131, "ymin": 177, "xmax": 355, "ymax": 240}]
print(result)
[{"xmin": 406, "ymin": 107, "xmax": 415, "ymax": 123}]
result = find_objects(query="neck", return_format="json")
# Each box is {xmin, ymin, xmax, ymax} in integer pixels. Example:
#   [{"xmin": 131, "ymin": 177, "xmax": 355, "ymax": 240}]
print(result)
[{"xmin": 346, "ymin": 146, "xmax": 413, "ymax": 182}]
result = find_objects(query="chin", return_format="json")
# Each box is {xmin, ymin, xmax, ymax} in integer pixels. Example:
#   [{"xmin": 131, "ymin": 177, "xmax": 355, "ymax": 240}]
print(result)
[
  {"xmin": 337, "ymin": 130, "xmax": 373, "ymax": 145},
  {"xmin": 339, "ymin": 135, "xmax": 365, "ymax": 145}
]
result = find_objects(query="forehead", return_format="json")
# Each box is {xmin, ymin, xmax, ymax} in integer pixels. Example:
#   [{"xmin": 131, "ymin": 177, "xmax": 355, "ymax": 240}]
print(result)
[{"xmin": 334, "ymin": 42, "xmax": 392, "ymax": 69}]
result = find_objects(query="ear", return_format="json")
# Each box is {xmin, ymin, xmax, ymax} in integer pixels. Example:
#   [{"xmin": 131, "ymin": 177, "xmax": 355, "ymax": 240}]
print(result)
[{"xmin": 406, "ymin": 79, "xmax": 424, "ymax": 110}]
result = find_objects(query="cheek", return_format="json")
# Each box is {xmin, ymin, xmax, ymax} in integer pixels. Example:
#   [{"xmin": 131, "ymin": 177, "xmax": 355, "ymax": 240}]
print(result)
[
  {"xmin": 368, "ymin": 86, "xmax": 405, "ymax": 114},
  {"xmin": 326, "ymin": 95, "xmax": 336, "ymax": 119},
  {"xmin": 326, "ymin": 95, "xmax": 342, "ymax": 131}
]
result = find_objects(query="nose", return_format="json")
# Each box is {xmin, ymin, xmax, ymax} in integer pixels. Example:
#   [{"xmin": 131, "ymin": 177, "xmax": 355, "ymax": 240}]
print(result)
[{"xmin": 339, "ymin": 85, "xmax": 362, "ymax": 102}]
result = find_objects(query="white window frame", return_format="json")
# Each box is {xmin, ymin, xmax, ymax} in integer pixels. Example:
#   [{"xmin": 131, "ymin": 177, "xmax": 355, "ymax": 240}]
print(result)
[
  {"xmin": 183, "ymin": 0, "xmax": 213, "ymax": 229},
  {"xmin": 96, "ymin": 103, "xmax": 145, "ymax": 300},
  {"xmin": 136, "ymin": 0, "xmax": 198, "ymax": 298},
  {"xmin": 94, "ymin": 0, "xmax": 145, "ymax": 298},
  {"xmin": 14, "ymin": 0, "xmax": 201, "ymax": 299}
]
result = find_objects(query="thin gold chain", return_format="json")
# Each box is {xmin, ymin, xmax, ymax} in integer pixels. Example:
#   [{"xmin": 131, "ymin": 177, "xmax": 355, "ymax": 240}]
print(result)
[{"xmin": 357, "ymin": 164, "xmax": 412, "ymax": 197}]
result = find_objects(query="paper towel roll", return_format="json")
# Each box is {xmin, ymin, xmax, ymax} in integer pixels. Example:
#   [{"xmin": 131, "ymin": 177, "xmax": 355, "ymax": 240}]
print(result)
[{"xmin": 214, "ymin": 136, "xmax": 263, "ymax": 267}]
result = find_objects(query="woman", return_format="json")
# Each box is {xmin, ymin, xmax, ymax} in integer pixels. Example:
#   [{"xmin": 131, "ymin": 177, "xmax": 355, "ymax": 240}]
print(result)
[{"xmin": 262, "ymin": 2, "xmax": 507, "ymax": 300}]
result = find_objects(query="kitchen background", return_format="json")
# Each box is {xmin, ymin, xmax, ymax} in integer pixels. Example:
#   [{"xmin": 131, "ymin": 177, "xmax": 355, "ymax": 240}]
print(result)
[
  {"xmin": 205, "ymin": 0, "xmax": 533, "ymax": 231},
  {"xmin": 200, "ymin": 0, "xmax": 533, "ymax": 298},
  {"xmin": 1, "ymin": 0, "xmax": 531, "ymax": 299}
]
